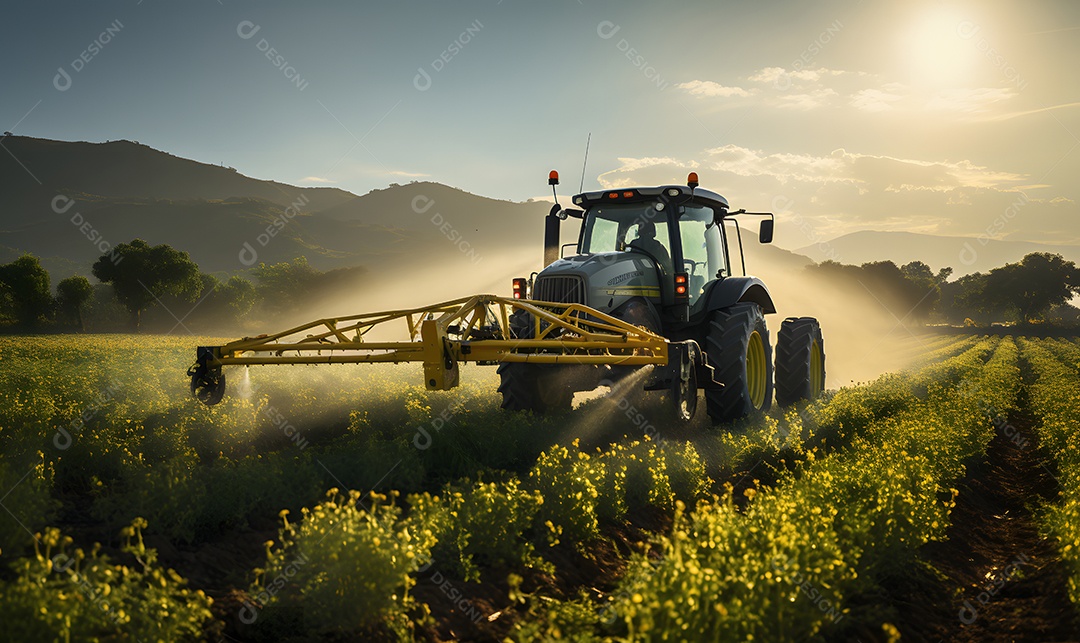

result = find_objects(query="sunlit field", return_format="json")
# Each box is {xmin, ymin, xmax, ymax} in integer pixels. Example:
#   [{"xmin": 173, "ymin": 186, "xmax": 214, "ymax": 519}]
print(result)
[{"xmin": 0, "ymin": 332, "xmax": 1076, "ymax": 640}]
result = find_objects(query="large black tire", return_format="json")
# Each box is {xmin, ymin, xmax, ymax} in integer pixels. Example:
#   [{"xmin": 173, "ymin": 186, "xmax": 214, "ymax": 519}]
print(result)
[
  {"xmin": 497, "ymin": 363, "xmax": 573, "ymax": 413},
  {"xmin": 704, "ymin": 303, "xmax": 773, "ymax": 423},
  {"xmin": 499, "ymin": 309, "xmax": 573, "ymax": 413},
  {"xmin": 774, "ymin": 317, "xmax": 826, "ymax": 406}
]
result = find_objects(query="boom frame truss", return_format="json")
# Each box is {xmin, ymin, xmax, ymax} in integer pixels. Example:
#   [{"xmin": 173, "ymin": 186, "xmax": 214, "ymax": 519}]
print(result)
[{"xmin": 193, "ymin": 294, "xmax": 669, "ymax": 390}]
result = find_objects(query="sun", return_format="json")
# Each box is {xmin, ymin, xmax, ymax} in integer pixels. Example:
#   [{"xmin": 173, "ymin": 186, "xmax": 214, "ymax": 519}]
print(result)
[{"xmin": 900, "ymin": 5, "xmax": 984, "ymax": 89}]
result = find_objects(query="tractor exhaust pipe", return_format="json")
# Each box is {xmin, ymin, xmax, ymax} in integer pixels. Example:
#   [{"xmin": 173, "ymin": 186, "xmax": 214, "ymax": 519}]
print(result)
[
  {"xmin": 544, "ymin": 207, "xmax": 561, "ymax": 267},
  {"xmin": 545, "ymin": 170, "xmax": 562, "ymax": 267}
]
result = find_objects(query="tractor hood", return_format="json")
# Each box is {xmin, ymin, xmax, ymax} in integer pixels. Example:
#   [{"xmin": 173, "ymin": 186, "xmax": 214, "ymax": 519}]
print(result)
[
  {"xmin": 535, "ymin": 252, "xmax": 663, "ymax": 313},
  {"xmin": 542, "ymin": 252, "xmax": 658, "ymax": 283}
]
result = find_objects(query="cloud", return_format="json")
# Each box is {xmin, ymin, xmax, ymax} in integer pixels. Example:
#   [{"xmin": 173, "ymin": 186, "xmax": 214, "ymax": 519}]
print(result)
[
  {"xmin": 925, "ymin": 88, "xmax": 1016, "ymax": 113},
  {"xmin": 594, "ymin": 145, "xmax": 1075, "ymax": 244},
  {"xmin": 976, "ymin": 101, "xmax": 1080, "ymax": 122},
  {"xmin": 598, "ymin": 156, "xmax": 695, "ymax": 188},
  {"xmin": 776, "ymin": 88, "xmax": 839, "ymax": 110},
  {"xmin": 747, "ymin": 66, "xmax": 850, "ymax": 85},
  {"xmin": 299, "ymin": 176, "xmax": 335, "ymax": 184},
  {"xmin": 387, "ymin": 170, "xmax": 430, "ymax": 178},
  {"xmin": 686, "ymin": 65, "xmax": 1018, "ymax": 119},
  {"xmin": 704, "ymin": 145, "xmax": 847, "ymax": 183},
  {"xmin": 850, "ymin": 87, "xmax": 904, "ymax": 112},
  {"xmin": 676, "ymin": 80, "xmax": 752, "ymax": 98}
]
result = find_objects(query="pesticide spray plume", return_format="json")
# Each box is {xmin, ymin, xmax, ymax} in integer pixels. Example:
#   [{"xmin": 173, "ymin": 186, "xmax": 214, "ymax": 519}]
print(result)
[{"xmin": 563, "ymin": 365, "xmax": 658, "ymax": 447}]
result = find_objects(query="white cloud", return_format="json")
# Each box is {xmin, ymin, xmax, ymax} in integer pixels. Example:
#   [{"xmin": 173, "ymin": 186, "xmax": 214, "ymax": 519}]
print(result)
[
  {"xmin": 776, "ymin": 88, "xmax": 839, "ymax": 110},
  {"xmin": 747, "ymin": 66, "xmax": 787, "ymax": 85},
  {"xmin": 689, "ymin": 65, "xmax": 1017, "ymax": 120},
  {"xmin": 747, "ymin": 66, "xmax": 847, "ymax": 85},
  {"xmin": 704, "ymin": 145, "xmax": 847, "ymax": 183},
  {"xmin": 850, "ymin": 88, "xmax": 904, "ymax": 112},
  {"xmin": 925, "ymin": 88, "xmax": 1016, "ymax": 113},
  {"xmin": 677, "ymin": 80, "xmax": 752, "ymax": 98},
  {"xmin": 299, "ymin": 176, "xmax": 335, "ymax": 184},
  {"xmin": 593, "ymin": 145, "xmax": 1072, "ymax": 243},
  {"xmin": 387, "ymin": 170, "xmax": 430, "ymax": 178}
]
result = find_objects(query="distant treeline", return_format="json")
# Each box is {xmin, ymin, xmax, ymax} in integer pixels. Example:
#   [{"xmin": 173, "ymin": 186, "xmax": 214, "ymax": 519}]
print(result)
[
  {"xmin": 0, "ymin": 239, "xmax": 366, "ymax": 333},
  {"xmin": 2, "ymin": 240, "xmax": 1076, "ymax": 334},
  {"xmin": 805, "ymin": 253, "xmax": 1080, "ymax": 326}
]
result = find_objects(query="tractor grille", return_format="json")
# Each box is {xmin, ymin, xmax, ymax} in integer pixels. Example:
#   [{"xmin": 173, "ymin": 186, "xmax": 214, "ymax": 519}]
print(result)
[{"xmin": 533, "ymin": 275, "xmax": 586, "ymax": 305}]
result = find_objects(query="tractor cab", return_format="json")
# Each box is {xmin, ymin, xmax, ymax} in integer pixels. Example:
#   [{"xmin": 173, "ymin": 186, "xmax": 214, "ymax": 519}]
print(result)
[{"xmin": 527, "ymin": 172, "xmax": 774, "ymax": 328}]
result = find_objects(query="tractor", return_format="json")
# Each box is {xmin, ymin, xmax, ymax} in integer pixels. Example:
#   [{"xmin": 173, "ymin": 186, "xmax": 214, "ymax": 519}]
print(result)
[
  {"xmin": 187, "ymin": 172, "xmax": 825, "ymax": 425},
  {"xmin": 497, "ymin": 171, "xmax": 825, "ymax": 422}
]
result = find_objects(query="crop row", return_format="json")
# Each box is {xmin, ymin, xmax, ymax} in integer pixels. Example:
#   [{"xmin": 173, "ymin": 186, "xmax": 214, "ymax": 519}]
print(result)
[
  {"xmin": 1019, "ymin": 338, "xmax": 1080, "ymax": 602},
  {"xmin": 0, "ymin": 334, "xmax": 1001, "ymax": 640},
  {"xmin": 243, "ymin": 335, "xmax": 1016, "ymax": 640},
  {"xmin": 606, "ymin": 337, "xmax": 1019, "ymax": 640}
]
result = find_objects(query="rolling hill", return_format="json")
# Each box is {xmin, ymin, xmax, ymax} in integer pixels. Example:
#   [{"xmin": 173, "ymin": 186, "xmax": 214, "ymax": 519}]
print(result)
[
  {"xmin": 0, "ymin": 136, "xmax": 553, "ymax": 279},
  {"xmin": 0, "ymin": 135, "xmax": 813, "ymax": 288}
]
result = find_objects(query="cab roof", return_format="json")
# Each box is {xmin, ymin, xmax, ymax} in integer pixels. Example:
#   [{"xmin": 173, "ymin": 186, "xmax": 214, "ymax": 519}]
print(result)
[{"xmin": 572, "ymin": 185, "xmax": 730, "ymax": 210}]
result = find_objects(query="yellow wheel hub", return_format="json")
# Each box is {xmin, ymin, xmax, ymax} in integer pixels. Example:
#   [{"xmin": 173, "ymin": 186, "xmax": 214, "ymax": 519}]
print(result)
[
  {"xmin": 746, "ymin": 330, "xmax": 767, "ymax": 409},
  {"xmin": 809, "ymin": 339, "xmax": 824, "ymax": 399}
]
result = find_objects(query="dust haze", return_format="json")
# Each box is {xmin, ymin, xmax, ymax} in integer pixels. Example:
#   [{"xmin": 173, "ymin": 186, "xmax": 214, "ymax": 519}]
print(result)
[
  {"xmin": 759, "ymin": 267, "xmax": 934, "ymax": 387},
  {"xmin": 255, "ymin": 241, "xmax": 936, "ymax": 392}
]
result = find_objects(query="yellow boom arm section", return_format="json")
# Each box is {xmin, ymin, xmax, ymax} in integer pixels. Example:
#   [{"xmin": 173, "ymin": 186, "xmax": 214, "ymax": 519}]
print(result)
[{"xmin": 190, "ymin": 295, "xmax": 669, "ymax": 399}]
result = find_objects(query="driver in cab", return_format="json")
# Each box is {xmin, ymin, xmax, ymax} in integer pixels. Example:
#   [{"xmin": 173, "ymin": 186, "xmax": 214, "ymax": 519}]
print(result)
[{"xmin": 628, "ymin": 221, "xmax": 673, "ymax": 275}]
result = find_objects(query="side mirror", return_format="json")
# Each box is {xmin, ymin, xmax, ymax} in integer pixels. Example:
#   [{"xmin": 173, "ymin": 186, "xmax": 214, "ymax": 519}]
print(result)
[{"xmin": 758, "ymin": 219, "xmax": 774, "ymax": 244}]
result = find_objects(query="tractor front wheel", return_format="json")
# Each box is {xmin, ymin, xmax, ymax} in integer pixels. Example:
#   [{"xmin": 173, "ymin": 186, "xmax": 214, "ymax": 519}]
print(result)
[
  {"xmin": 774, "ymin": 317, "xmax": 826, "ymax": 406},
  {"xmin": 704, "ymin": 303, "xmax": 773, "ymax": 423},
  {"xmin": 497, "ymin": 363, "xmax": 573, "ymax": 413}
]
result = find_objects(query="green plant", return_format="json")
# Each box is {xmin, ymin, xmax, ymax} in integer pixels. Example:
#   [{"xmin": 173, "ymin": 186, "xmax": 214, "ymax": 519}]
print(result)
[
  {"xmin": 411, "ymin": 478, "xmax": 547, "ymax": 582},
  {"xmin": 529, "ymin": 443, "xmax": 601, "ymax": 546},
  {"xmin": 0, "ymin": 520, "xmax": 213, "ymax": 641},
  {"xmin": 253, "ymin": 489, "xmax": 437, "ymax": 637}
]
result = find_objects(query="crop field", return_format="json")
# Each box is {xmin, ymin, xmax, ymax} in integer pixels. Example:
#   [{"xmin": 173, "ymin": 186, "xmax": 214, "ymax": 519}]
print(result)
[{"xmin": 1, "ymin": 333, "xmax": 1080, "ymax": 641}]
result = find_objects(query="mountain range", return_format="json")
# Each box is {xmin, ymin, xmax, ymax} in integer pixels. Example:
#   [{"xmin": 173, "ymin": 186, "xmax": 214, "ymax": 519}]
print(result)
[
  {"xmin": 1, "ymin": 135, "xmax": 1075, "ymax": 289},
  {"xmin": 0, "ymin": 136, "xmax": 808, "ymax": 289},
  {"xmin": 0, "ymin": 136, "xmax": 552, "ymax": 282}
]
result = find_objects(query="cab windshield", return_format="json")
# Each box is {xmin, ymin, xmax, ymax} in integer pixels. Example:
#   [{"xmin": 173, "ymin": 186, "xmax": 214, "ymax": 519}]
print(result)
[{"xmin": 581, "ymin": 203, "xmax": 673, "ymax": 274}]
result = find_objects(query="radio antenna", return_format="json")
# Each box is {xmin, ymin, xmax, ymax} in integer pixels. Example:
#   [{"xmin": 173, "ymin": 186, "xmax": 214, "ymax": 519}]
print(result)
[{"xmin": 578, "ymin": 132, "xmax": 591, "ymax": 193}]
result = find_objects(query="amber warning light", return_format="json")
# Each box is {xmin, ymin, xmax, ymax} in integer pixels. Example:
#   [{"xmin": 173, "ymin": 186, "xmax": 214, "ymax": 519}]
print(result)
[
  {"xmin": 512, "ymin": 278, "xmax": 528, "ymax": 299},
  {"xmin": 675, "ymin": 273, "xmax": 689, "ymax": 296}
]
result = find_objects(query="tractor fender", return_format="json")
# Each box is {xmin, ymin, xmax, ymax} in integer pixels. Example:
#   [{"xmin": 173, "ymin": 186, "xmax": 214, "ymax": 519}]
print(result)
[
  {"xmin": 611, "ymin": 297, "xmax": 662, "ymax": 332},
  {"xmin": 703, "ymin": 277, "xmax": 776, "ymax": 314}
]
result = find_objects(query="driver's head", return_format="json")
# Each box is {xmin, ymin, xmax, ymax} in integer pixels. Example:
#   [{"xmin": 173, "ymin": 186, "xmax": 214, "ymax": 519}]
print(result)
[{"xmin": 637, "ymin": 221, "xmax": 656, "ymax": 239}]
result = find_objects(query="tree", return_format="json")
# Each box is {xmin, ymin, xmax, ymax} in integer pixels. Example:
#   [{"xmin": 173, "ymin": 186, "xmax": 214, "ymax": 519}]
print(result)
[
  {"xmin": 56, "ymin": 275, "xmax": 93, "ymax": 331},
  {"xmin": 806, "ymin": 260, "xmax": 946, "ymax": 322},
  {"xmin": 983, "ymin": 253, "xmax": 1080, "ymax": 321},
  {"xmin": 91, "ymin": 239, "xmax": 201, "ymax": 331},
  {"xmin": 190, "ymin": 273, "xmax": 257, "ymax": 328},
  {"xmin": 221, "ymin": 275, "xmax": 257, "ymax": 320},
  {"xmin": 252, "ymin": 257, "xmax": 322, "ymax": 315},
  {"xmin": 0, "ymin": 254, "xmax": 53, "ymax": 328},
  {"xmin": 943, "ymin": 253, "xmax": 1080, "ymax": 323}
]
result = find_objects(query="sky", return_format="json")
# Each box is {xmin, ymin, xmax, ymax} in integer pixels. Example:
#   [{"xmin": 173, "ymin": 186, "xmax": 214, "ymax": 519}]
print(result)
[{"xmin": 4, "ymin": 0, "xmax": 1079, "ymax": 251}]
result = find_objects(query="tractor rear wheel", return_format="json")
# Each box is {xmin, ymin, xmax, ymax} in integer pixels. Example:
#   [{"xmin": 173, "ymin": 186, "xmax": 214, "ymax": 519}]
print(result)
[
  {"xmin": 774, "ymin": 317, "xmax": 826, "ymax": 406},
  {"xmin": 704, "ymin": 303, "xmax": 773, "ymax": 423},
  {"xmin": 497, "ymin": 363, "xmax": 573, "ymax": 413}
]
